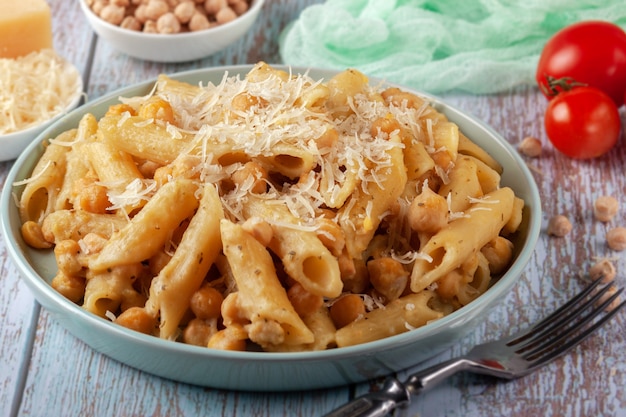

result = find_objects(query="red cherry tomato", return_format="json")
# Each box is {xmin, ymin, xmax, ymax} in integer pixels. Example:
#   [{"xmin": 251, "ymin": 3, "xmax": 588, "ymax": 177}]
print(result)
[
  {"xmin": 544, "ymin": 87, "xmax": 621, "ymax": 159},
  {"xmin": 536, "ymin": 20, "xmax": 626, "ymax": 106}
]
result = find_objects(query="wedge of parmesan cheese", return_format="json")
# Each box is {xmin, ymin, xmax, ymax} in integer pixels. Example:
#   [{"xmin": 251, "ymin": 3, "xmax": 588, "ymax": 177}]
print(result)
[{"xmin": 0, "ymin": 0, "xmax": 53, "ymax": 58}]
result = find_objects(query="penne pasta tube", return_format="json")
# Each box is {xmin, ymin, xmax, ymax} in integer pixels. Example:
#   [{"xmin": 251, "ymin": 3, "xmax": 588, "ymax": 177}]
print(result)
[
  {"xmin": 55, "ymin": 143, "xmax": 93, "ymax": 211},
  {"xmin": 89, "ymin": 179, "xmax": 200, "ymax": 272},
  {"xmin": 438, "ymin": 156, "xmax": 483, "ymax": 213},
  {"xmin": 41, "ymin": 209, "xmax": 128, "ymax": 243},
  {"xmin": 339, "ymin": 132, "xmax": 407, "ymax": 259},
  {"xmin": 83, "ymin": 264, "xmax": 145, "ymax": 318},
  {"xmin": 410, "ymin": 187, "xmax": 516, "ymax": 292},
  {"xmin": 243, "ymin": 197, "xmax": 343, "ymax": 298},
  {"xmin": 256, "ymin": 142, "xmax": 316, "ymax": 179},
  {"xmin": 83, "ymin": 141, "xmax": 144, "ymax": 185},
  {"xmin": 145, "ymin": 184, "xmax": 224, "ymax": 340},
  {"xmin": 458, "ymin": 132, "xmax": 502, "ymax": 174},
  {"xmin": 19, "ymin": 129, "xmax": 75, "ymax": 223},
  {"xmin": 98, "ymin": 114, "xmax": 193, "ymax": 165},
  {"xmin": 335, "ymin": 291, "xmax": 443, "ymax": 347},
  {"xmin": 220, "ymin": 219, "xmax": 315, "ymax": 347},
  {"xmin": 265, "ymin": 306, "xmax": 337, "ymax": 352}
]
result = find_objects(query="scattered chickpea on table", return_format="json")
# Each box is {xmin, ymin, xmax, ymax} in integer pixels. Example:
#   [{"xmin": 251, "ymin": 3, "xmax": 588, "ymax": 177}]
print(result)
[{"xmin": 86, "ymin": 0, "xmax": 251, "ymax": 34}]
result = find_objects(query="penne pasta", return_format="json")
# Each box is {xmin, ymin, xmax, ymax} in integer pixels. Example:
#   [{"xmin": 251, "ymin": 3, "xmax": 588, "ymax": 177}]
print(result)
[
  {"xmin": 145, "ymin": 184, "xmax": 224, "ymax": 340},
  {"xmin": 410, "ymin": 187, "xmax": 516, "ymax": 292},
  {"xmin": 13, "ymin": 63, "xmax": 527, "ymax": 352},
  {"xmin": 89, "ymin": 179, "xmax": 200, "ymax": 272},
  {"xmin": 220, "ymin": 219, "xmax": 315, "ymax": 348}
]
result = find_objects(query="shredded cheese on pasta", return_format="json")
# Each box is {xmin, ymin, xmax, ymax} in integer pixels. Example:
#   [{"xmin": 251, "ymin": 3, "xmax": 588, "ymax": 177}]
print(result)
[{"xmin": 0, "ymin": 49, "xmax": 82, "ymax": 135}]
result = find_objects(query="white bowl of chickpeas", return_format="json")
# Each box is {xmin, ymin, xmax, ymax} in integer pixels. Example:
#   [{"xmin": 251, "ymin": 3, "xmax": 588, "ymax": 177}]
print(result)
[{"xmin": 80, "ymin": 0, "xmax": 264, "ymax": 62}]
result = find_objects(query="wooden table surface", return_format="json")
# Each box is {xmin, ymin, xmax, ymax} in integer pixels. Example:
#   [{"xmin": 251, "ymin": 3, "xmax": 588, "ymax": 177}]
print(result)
[{"xmin": 1, "ymin": 1, "xmax": 625, "ymax": 416}]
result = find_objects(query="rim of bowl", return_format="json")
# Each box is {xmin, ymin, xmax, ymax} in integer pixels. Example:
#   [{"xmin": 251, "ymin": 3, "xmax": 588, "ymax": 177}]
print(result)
[
  {"xmin": 1, "ymin": 64, "xmax": 542, "ymax": 364},
  {"xmin": 79, "ymin": 0, "xmax": 266, "ymax": 39}
]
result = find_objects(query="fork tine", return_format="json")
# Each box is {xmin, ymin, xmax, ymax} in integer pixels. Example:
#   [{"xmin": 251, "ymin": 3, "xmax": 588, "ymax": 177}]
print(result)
[
  {"xmin": 520, "ymin": 287, "xmax": 624, "ymax": 360},
  {"xmin": 506, "ymin": 277, "xmax": 604, "ymax": 345},
  {"xmin": 513, "ymin": 283, "xmax": 619, "ymax": 353},
  {"xmin": 526, "ymin": 297, "xmax": 625, "ymax": 370}
]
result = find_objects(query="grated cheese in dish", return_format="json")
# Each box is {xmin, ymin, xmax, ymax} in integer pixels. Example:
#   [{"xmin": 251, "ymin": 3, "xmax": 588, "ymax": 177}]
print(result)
[{"xmin": 0, "ymin": 49, "xmax": 82, "ymax": 135}]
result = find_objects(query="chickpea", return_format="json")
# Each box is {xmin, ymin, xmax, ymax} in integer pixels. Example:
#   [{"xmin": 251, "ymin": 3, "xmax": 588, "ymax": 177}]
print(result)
[
  {"xmin": 120, "ymin": 15, "xmax": 142, "ymax": 31},
  {"xmin": 51, "ymin": 272, "xmax": 86, "ymax": 303},
  {"xmin": 100, "ymin": 4, "xmax": 127, "ymax": 25},
  {"xmin": 91, "ymin": 0, "xmax": 108, "ymax": 15},
  {"xmin": 606, "ymin": 227, "xmax": 626, "ymax": 251},
  {"xmin": 230, "ymin": 161, "xmax": 268, "ymax": 193},
  {"xmin": 174, "ymin": 0, "xmax": 196, "ymax": 23},
  {"xmin": 547, "ymin": 214, "xmax": 572, "ymax": 237},
  {"xmin": 230, "ymin": 0, "xmax": 248, "ymax": 15},
  {"xmin": 596, "ymin": 285, "xmax": 622, "ymax": 312},
  {"xmin": 190, "ymin": 286, "xmax": 224, "ymax": 319},
  {"xmin": 367, "ymin": 257, "xmax": 408, "ymax": 301},
  {"xmin": 54, "ymin": 239, "xmax": 83, "ymax": 276},
  {"xmin": 75, "ymin": 182, "xmax": 111, "ymax": 214},
  {"xmin": 134, "ymin": 4, "xmax": 150, "ymax": 23},
  {"xmin": 589, "ymin": 258, "xmax": 616, "ymax": 284},
  {"xmin": 138, "ymin": 97, "xmax": 176, "ymax": 124},
  {"xmin": 370, "ymin": 115, "xmax": 401, "ymax": 138},
  {"xmin": 188, "ymin": 12, "xmax": 211, "ymax": 31},
  {"xmin": 145, "ymin": 0, "xmax": 170, "ymax": 20},
  {"xmin": 115, "ymin": 307, "xmax": 157, "ymax": 334},
  {"xmin": 215, "ymin": 6, "xmax": 237, "ymax": 24},
  {"xmin": 330, "ymin": 294, "xmax": 365, "ymax": 328},
  {"xmin": 208, "ymin": 325, "xmax": 248, "ymax": 351},
  {"xmin": 143, "ymin": 20, "xmax": 159, "ymax": 33},
  {"xmin": 157, "ymin": 12, "xmax": 182, "ymax": 33},
  {"xmin": 204, "ymin": 0, "xmax": 227, "ymax": 15},
  {"xmin": 407, "ymin": 186, "xmax": 448, "ymax": 234},
  {"xmin": 436, "ymin": 269, "xmax": 464, "ymax": 300},
  {"xmin": 111, "ymin": 0, "xmax": 131, "ymax": 6},
  {"xmin": 287, "ymin": 282, "xmax": 323, "ymax": 317},
  {"xmin": 518, "ymin": 136, "xmax": 542, "ymax": 157},
  {"xmin": 21, "ymin": 221, "xmax": 52, "ymax": 249},
  {"xmin": 593, "ymin": 196, "xmax": 619, "ymax": 222},
  {"xmin": 182, "ymin": 317, "xmax": 218, "ymax": 346}
]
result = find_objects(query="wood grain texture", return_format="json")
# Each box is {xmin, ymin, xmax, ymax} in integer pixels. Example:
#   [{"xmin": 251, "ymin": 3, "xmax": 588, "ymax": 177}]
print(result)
[{"xmin": 0, "ymin": 1, "xmax": 625, "ymax": 416}]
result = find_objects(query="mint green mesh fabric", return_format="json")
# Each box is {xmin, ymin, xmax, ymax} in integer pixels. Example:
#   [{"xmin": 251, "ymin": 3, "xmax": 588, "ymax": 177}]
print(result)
[{"xmin": 279, "ymin": 0, "xmax": 626, "ymax": 94}]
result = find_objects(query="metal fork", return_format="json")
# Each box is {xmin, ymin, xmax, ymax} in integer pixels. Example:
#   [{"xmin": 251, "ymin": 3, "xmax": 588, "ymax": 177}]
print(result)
[{"xmin": 324, "ymin": 277, "xmax": 625, "ymax": 417}]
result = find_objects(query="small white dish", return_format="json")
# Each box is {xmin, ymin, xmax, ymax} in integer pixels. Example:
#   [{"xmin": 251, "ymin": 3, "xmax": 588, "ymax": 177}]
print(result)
[
  {"xmin": 0, "ymin": 77, "xmax": 83, "ymax": 162},
  {"xmin": 79, "ymin": 0, "xmax": 265, "ymax": 62}
]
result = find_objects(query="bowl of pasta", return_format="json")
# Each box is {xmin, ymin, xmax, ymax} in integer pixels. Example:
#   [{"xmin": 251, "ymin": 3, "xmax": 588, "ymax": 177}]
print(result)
[{"xmin": 1, "ymin": 63, "xmax": 541, "ymax": 391}]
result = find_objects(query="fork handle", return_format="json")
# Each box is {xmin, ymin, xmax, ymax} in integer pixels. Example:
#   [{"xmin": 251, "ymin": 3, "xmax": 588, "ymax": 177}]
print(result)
[
  {"xmin": 404, "ymin": 357, "xmax": 474, "ymax": 393},
  {"xmin": 322, "ymin": 378, "xmax": 410, "ymax": 417},
  {"xmin": 323, "ymin": 358, "xmax": 473, "ymax": 417}
]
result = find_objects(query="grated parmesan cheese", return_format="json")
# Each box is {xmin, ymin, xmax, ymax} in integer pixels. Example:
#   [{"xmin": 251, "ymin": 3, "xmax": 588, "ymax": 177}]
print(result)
[{"xmin": 0, "ymin": 49, "xmax": 81, "ymax": 135}]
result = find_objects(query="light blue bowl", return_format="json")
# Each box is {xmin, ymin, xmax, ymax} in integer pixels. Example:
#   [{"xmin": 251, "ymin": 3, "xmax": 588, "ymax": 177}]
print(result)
[{"xmin": 0, "ymin": 66, "xmax": 541, "ymax": 391}]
